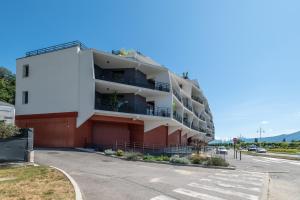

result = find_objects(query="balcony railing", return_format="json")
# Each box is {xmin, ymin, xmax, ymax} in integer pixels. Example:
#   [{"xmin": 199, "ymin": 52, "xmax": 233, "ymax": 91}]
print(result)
[
  {"xmin": 96, "ymin": 74, "xmax": 170, "ymax": 92},
  {"xmin": 95, "ymin": 101, "xmax": 170, "ymax": 117},
  {"xmin": 191, "ymin": 95, "xmax": 204, "ymax": 104},
  {"xmin": 199, "ymin": 115, "xmax": 206, "ymax": 121},
  {"xmin": 147, "ymin": 107, "xmax": 170, "ymax": 117},
  {"xmin": 182, "ymin": 99, "xmax": 193, "ymax": 112},
  {"xmin": 26, "ymin": 41, "xmax": 87, "ymax": 57},
  {"xmin": 173, "ymin": 112, "xmax": 182, "ymax": 123},
  {"xmin": 172, "ymin": 89, "xmax": 181, "ymax": 102},
  {"xmin": 183, "ymin": 119, "xmax": 190, "ymax": 127},
  {"xmin": 191, "ymin": 124, "xmax": 199, "ymax": 131}
]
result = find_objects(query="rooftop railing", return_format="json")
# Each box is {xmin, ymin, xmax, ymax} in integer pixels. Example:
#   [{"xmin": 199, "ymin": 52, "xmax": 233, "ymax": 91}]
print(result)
[{"xmin": 25, "ymin": 41, "xmax": 87, "ymax": 57}]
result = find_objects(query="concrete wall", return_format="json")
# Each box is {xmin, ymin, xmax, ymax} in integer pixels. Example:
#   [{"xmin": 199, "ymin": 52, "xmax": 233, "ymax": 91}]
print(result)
[{"xmin": 16, "ymin": 47, "xmax": 81, "ymax": 115}]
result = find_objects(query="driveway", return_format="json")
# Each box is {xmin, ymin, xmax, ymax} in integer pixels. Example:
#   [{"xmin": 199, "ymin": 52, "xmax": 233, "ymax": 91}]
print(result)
[{"xmin": 35, "ymin": 149, "xmax": 268, "ymax": 200}]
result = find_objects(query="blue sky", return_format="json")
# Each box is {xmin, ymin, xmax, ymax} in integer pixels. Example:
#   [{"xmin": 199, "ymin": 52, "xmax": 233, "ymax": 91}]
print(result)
[{"xmin": 1, "ymin": 0, "xmax": 299, "ymax": 139}]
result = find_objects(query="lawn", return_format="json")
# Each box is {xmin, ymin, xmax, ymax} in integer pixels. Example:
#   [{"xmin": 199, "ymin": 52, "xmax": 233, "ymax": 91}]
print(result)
[{"xmin": 0, "ymin": 165, "xmax": 75, "ymax": 200}]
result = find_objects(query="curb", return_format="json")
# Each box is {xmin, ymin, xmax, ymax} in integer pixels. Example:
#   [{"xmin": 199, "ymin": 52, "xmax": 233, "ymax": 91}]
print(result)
[{"xmin": 50, "ymin": 166, "xmax": 83, "ymax": 200}]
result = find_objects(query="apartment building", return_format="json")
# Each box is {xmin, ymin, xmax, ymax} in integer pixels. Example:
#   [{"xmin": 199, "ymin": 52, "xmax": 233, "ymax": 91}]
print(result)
[{"xmin": 15, "ymin": 41, "xmax": 214, "ymax": 148}]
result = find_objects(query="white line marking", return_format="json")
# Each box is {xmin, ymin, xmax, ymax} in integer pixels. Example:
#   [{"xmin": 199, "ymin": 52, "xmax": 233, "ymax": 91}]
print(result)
[
  {"xmin": 208, "ymin": 176, "xmax": 263, "ymax": 186},
  {"xmin": 214, "ymin": 173, "xmax": 263, "ymax": 181},
  {"xmin": 188, "ymin": 182, "xmax": 259, "ymax": 200},
  {"xmin": 199, "ymin": 178, "xmax": 261, "ymax": 192},
  {"xmin": 173, "ymin": 188, "xmax": 227, "ymax": 200},
  {"xmin": 150, "ymin": 195, "xmax": 177, "ymax": 200}
]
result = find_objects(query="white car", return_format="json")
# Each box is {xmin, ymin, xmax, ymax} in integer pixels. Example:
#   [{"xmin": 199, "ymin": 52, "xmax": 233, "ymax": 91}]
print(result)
[
  {"xmin": 217, "ymin": 146, "xmax": 228, "ymax": 154},
  {"xmin": 256, "ymin": 148, "xmax": 267, "ymax": 153}
]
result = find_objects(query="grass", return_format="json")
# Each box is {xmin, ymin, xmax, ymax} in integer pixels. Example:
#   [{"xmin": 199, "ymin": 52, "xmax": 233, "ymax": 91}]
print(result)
[
  {"xmin": 0, "ymin": 165, "xmax": 75, "ymax": 200},
  {"xmin": 242, "ymin": 151, "xmax": 300, "ymax": 161},
  {"xmin": 267, "ymin": 148, "xmax": 300, "ymax": 154}
]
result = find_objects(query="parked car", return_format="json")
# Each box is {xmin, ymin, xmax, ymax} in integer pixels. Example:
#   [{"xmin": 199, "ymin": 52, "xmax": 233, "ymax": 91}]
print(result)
[
  {"xmin": 256, "ymin": 148, "xmax": 267, "ymax": 153},
  {"xmin": 217, "ymin": 146, "xmax": 228, "ymax": 154},
  {"xmin": 248, "ymin": 145, "xmax": 257, "ymax": 151}
]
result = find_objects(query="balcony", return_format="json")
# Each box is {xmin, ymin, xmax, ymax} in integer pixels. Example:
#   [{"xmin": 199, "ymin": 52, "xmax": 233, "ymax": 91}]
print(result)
[
  {"xmin": 183, "ymin": 118, "xmax": 190, "ymax": 128},
  {"xmin": 182, "ymin": 98, "xmax": 193, "ymax": 112},
  {"xmin": 191, "ymin": 95, "xmax": 204, "ymax": 104},
  {"xmin": 191, "ymin": 123, "xmax": 199, "ymax": 131},
  {"xmin": 172, "ymin": 89, "xmax": 181, "ymax": 102},
  {"xmin": 94, "ymin": 66, "xmax": 170, "ymax": 92},
  {"xmin": 96, "ymin": 100, "xmax": 170, "ymax": 117},
  {"xmin": 147, "ymin": 107, "xmax": 170, "ymax": 117},
  {"xmin": 199, "ymin": 115, "xmax": 206, "ymax": 121},
  {"xmin": 173, "ymin": 111, "xmax": 182, "ymax": 123}
]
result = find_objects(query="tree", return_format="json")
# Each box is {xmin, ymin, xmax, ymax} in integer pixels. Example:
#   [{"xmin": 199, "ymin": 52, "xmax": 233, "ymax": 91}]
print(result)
[
  {"xmin": 0, "ymin": 66, "xmax": 15, "ymax": 104},
  {"xmin": 282, "ymin": 138, "xmax": 286, "ymax": 142},
  {"xmin": 254, "ymin": 138, "xmax": 258, "ymax": 143}
]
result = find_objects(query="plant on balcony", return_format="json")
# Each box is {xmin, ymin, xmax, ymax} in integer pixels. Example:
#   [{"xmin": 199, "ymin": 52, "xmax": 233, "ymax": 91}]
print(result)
[{"xmin": 182, "ymin": 72, "xmax": 189, "ymax": 79}]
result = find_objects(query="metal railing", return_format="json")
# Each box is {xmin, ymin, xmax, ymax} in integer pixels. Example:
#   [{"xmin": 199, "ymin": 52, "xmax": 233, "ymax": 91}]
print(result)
[
  {"xmin": 183, "ymin": 119, "xmax": 190, "ymax": 127},
  {"xmin": 147, "ymin": 107, "xmax": 170, "ymax": 117},
  {"xmin": 183, "ymin": 100, "xmax": 193, "ymax": 112},
  {"xmin": 25, "ymin": 41, "xmax": 87, "ymax": 57},
  {"xmin": 92, "ymin": 141, "xmax": 192, "ymax": 156},
  {"xmin": 191, "ymin": 95, "xmax": 204, "ymax": 104},
  {"xmin": 96, "ymin": 75, "xmax": 170, "ymax": 92},
  {"xmin": 172, "ymin": 89, "xmax": 182, "ymax": 102},
  {"xmin": 173, "ymin": 112, "xmax": 182, "ymax": 123}
]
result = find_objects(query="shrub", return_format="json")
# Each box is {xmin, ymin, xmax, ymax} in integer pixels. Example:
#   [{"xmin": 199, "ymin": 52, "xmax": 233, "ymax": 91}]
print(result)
[
  {"xmin": 0, "ymin": 123, "xmax": 20, "ymax": 139},
  {"xmin": 104, "ymin": 149, "xmax": 115, "ymax": 156},
  {"xmin": 143, "ymin": 154, "xmax": 155, "ymax": 161},
  {"xmin": 206, "ymin": 156, "xmax": 229, "ymax": 167},
  {"xmin": 116, "ymin": 149, "xmax": 124, "ymax": 157},
  {"xmin": 190, "ymin": 154, "xmax": 209, "ymax": 164},
  {"xmin": 125, "ymin": 152, "xmax": 142, "ymax": 161},
  {"xmin": 169, "ymin": 156, "xmax": 190, "ymax": 165}
]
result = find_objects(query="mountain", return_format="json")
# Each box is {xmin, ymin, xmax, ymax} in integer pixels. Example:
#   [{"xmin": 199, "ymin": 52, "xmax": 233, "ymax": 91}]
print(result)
[
  {"xmin": 209, "ymin": 131, "xmax": 300, "ymax": 144},
  {"xmin": 241, "ymin": 131, "xmax": 300, "ymax": 143}
]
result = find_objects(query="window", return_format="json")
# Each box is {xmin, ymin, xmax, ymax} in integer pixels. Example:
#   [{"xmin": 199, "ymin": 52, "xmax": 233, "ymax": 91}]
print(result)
[
  {"xmin": 23, "ymin": 65, "xmax": 29, "ymax": 77},
  {"xmin": 22, "ymin": 91, "xmax": 28, "ymax": 104},
  {"xmin": 112, "ymin": 70, "xmax": 124, "ymax": 81}
]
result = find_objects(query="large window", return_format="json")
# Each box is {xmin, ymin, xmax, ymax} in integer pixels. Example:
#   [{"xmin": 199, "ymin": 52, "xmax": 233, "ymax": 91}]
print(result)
[
  {"xmin": 23, "ymin": 64, "xmax": 29, "ymax": 77},
  {"xmin": 22, "ymin": 91, "xmax": 29, "ymax": 104}
]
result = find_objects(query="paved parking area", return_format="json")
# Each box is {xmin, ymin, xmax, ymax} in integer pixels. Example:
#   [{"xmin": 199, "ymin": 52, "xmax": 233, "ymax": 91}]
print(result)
[{"xmin": 35, "ymin": 149, "xmax": 268, "ymax": 200}]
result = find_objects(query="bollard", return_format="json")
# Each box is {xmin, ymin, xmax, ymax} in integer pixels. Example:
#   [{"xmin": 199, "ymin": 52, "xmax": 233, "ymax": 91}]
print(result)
[{"xmin": 240, "ymin": 151, "xmax": 242, "ymax": 160}]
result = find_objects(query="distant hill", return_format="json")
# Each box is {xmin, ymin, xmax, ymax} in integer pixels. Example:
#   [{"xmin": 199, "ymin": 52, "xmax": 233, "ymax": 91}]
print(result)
[
  {"xmin": 209, "ymin": 131, "xmax": 300, "ymax": 144},
  {"xmin": 242, "ymin": 131, "xmax": 300, "ymax": 143}
]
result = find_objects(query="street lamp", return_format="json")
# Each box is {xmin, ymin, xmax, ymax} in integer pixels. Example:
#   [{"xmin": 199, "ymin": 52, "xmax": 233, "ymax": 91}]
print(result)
[{"xmin": 257, "ymin": 127, "xmax": 265, "ymax": 144}]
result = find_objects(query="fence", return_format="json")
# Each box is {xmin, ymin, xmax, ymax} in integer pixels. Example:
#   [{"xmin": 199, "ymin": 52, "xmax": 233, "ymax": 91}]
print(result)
[
  {"xmin": 92, "ymin": 141, "xmax": 193, "ymax": 156},
  {"xmin": 0, "ymin": 128, "xmax": 33, "ymax": 163}
]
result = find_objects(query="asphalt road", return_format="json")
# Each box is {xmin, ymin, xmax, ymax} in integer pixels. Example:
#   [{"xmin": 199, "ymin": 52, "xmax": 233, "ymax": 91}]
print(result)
[
  {"xmin": 227, "ymin": 150, "xmax": 300, "ymax": 200},
  {"xmin": 35, "ymin": 149, "xmax": 271, "ymax": 200}
]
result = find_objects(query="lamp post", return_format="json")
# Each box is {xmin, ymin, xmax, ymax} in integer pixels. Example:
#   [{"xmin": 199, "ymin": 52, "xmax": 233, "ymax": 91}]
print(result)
[{"xmin": 257, "ymin": 127, "xmax": 265, "ymax": 146}]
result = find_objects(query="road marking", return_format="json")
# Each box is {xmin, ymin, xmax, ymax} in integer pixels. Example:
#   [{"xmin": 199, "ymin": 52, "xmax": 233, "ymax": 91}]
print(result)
[
  {"xmin": 150, "ymin": 177, "xmax": 163, "ymax": 183},
  {"xmin": 188, "ymin": 182, "xmax": 259, "ymax": 200},
  {"xmin": 208, "ymin": 175, "xmax": 263, "ymax": 186},
  {"xmin": 199, "ymin": 178, "xmax": 261, "ymax": 192},
  {"xmin": 214, "ymin": 173, "xmax": 263, "ymax": 181},
  {"xmin": 174, "ymin": 169, "xmax": 193, "ymax": 175},
  {"xmin": 173, "ymin": 188, "xmax": 227, "ymax": 200},
  {"xmin": 150, "ymin": 195, "xmax": 177, "ymax": 200}
]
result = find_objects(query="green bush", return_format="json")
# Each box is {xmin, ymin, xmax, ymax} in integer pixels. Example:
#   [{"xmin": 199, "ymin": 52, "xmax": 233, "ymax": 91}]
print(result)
[
  {"xmin": 0, "ymin": 123, "xmax": 20, "ymax": 139},
  {"xmin": 116, "ymin": 149, "xmax": 124, "ymax": 157},
  {"xmin": 125, "ymin": 152, "xmax": 142, "ymax": 161},
  {"xmin": 104, "ymin": 149, "xmax": 115, "ymax": 156},
  {"xmin": 206, "ymin": 156, "xmax": 229, "ymax": 167},
  {"xmin": 143, "ymin": 154, "xmax": 155, "ymax": 161},
  {"xmin": 190, "ymin": 154, "xmax": 208, "ymax": 164},
  {"xmin": 169, "ymin": 156, "xmax": 190, "ymax": 165}
]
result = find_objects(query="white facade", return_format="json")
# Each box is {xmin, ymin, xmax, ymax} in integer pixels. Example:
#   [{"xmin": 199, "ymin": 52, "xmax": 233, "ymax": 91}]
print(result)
[
  {"xmin": 0, "ymin": 101, "xmax": 15, "ymax": 124},
  {"xmin": 16, "ymin": 41, "xmax": 214, "ymax": 141}
]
